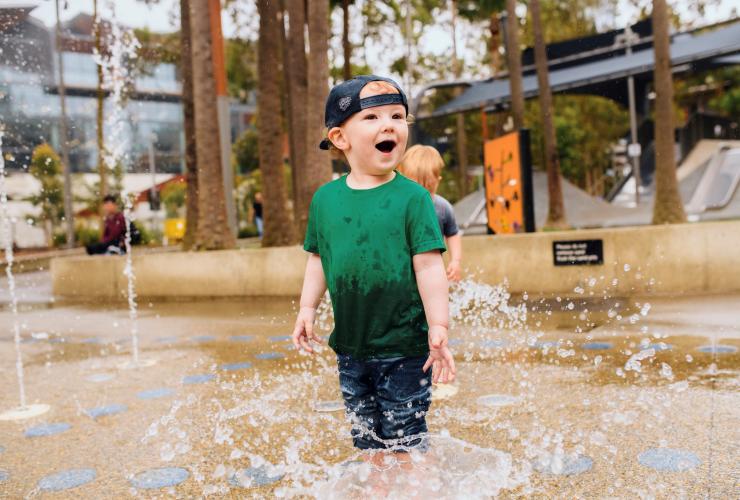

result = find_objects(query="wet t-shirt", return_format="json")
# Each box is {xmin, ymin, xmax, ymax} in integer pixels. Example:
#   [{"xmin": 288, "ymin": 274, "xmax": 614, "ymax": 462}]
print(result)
[
  {"xmin": 304, "ymin": 172, "xmax": 446, "ymax": 359},
  {"xmin": 432, "ymin": 194, "xmax": 459, "ymax": 237}
]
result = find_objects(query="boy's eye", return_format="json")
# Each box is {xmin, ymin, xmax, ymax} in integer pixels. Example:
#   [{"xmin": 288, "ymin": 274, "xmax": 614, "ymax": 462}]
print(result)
[
  {"xmin": 393, "ymin": 113, "xmax": 404, "ymax": 119},
  {"xmin": 364, "ymin": 114, "xmax": 377, "ymax": 120}
]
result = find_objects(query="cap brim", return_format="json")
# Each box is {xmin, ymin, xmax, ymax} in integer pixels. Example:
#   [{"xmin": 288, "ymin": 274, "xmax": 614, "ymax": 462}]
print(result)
[{"xmin": 319, "ymin": 138, "xmax": 331, "ymax": 150}]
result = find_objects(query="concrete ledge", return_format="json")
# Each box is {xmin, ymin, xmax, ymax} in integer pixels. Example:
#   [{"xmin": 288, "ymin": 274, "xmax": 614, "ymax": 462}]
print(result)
[{"xmin": 50, "ymin": 220, "xmax": 740, "ymax": 300}]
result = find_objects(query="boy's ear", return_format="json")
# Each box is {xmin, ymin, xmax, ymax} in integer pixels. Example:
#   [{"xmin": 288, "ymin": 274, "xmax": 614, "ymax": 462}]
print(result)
[{"xmin": 327, "ymin": 127, "xmax": 349, "ymax": 151}]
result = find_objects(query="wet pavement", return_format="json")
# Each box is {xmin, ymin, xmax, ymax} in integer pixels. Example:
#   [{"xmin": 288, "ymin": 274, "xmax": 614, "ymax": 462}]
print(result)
[{"xmin": 0, "ymin": 273, "xmax": 738, "ymax": 497}]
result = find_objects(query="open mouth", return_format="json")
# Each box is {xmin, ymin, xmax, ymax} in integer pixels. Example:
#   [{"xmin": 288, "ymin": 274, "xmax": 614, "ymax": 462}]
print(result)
[{"xmin": 375, "ymin": 140, "xmax": 396, "ymax": 153}]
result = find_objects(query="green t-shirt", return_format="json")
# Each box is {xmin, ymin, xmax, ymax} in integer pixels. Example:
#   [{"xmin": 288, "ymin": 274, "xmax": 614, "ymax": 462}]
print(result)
[{"xmin": 304, "ymin": 171, "xmax": 446, "ymax": 359}]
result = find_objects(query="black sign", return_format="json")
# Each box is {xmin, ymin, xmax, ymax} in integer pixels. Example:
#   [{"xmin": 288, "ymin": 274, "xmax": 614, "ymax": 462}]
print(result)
[{"xmin": 553, "ymin": 239, "xmax": 604, "ymax": 266}]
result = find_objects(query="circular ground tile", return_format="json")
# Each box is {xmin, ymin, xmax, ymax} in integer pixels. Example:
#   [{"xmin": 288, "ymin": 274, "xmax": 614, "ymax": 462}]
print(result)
[
  {"xmin": 137, "ymin": 388, "xmax": 175, "ymax": 400},
  {"xmin": 480, "ymin": 339, "xmax": 508, "ymax": 349},
  {"xmin": 645, "ymin": 343, "xmax": 673, "ymax": 352},
  {"xmin": 312, "ymin": 400, "xmax": 345, "ymax": 413},
  {"xmin": 0, "ymin": 404, "xmax": 51, "ymax": 421},
  {"xmin": 192, "ymin": 335, "xmax": 216, "ymax": 342},
  {"xmin": 256, "ymin": 352, "xmax": 285, "ymax": 360},
  {"xmin": 229, "ymin": 465, "xmax": 284, "ymax": 488},
  {"xmin": 582, "ymin": 342, "xmax": 612, "ymax": 350},
  {"xmin": 183, "ymin": 374, "xmax": 216, "ymax": 385},
  {"xmin": 0, "ymin": 445, "xmax": 4, "ymax": 453},
  {"xmin": 477, "ymin": 394, "xmax": 520, "ymax": 408},
  {"xmin": 638, "ymin": 448, "xmax": 701, "ymax": 472},
  {"xmin": 85, "ymin": 404, "xmax": 128, "ymax": 419},
  {"xmin": 535, "ymin": 455, "xmax": 593, "ymax": 476},
  {"xmin": 268, "ymin": 335, "xmax": 291, "ymax": 342},
  {"xmin": 0, "ymin": 470, "xmax": 8, "ymax": 481},
  {"xmin": 38, "ymin": 468, "xmax": 96, "ymax": 491},
  {"xmin": 86, "ymin": 373, "xmax": 115, "ymax": 383},
  {"xmin": 130, "ymin": 467, "xmax": 189, "ymax": 489},
  {"xmin": 24, "ymin": 422, "xmax": 71, "ymax": 438},
  {"xmin": 156, "ymin": 336, "xmax": 179, "ymax": 344},
  {"xmin": 230, "ymin": 335, "xmax": 253, "ymax": 342},
  {"xmin": 220, "ymin": 362, "xmax": 252, "ymax": 371},
  {"xmin": 697, "ymin": 345, "xmax": 737, "ymax": 354}
]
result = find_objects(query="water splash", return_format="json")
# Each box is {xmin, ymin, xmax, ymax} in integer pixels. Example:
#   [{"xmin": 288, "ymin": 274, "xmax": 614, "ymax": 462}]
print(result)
[
  {"xmin": 0, "ymin": 129, "xmax": 26, "ymax": 407},
  {"xmin": 97, "ymin": 2, "xmax": 142, "ymax": 365}
]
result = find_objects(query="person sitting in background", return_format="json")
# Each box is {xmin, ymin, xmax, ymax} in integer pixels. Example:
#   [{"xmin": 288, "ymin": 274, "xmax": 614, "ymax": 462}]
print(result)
[
  {"xmin": 253, "ymin": 191, "xmax": 264, "ymax": 237},
  {"xmin": 399, "ymin": 145, "xmax": 463, "ymax": 281},
  {"xmin": 86, "ymin": 194, "xmax": 127, "ymax": 255}
]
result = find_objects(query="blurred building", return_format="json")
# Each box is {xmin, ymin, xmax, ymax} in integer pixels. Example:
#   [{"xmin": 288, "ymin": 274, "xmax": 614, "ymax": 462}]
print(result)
[{"xmin": 0, "ymin": 3, "xmax": 255, "ymax": 175}]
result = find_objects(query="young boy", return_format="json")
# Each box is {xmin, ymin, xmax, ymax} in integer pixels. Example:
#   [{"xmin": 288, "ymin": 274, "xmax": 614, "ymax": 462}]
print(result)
[{"xmin": 292, "ymin": 75, "xmax": 456, "ymax": 457}]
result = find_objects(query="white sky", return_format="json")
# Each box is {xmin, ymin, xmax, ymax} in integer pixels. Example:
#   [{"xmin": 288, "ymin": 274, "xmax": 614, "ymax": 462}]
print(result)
[{"xmin": 14, "ymin": 0, "xmax": 740, "ymax": 90}]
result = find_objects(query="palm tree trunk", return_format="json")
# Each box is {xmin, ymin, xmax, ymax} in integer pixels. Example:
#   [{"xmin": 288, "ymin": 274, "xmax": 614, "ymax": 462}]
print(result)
[
  {"xmin": 505, "ymin": 0, "xmax": 524, "ymax": 130},
  {"xmin": 279, "ymin": 1, "xmax": 298, "ymax": 220},
  {"xmin": 180, "ymin": 0, "xmax": 199, "ymax": 249},
  {"xmin": 342, "ymin": 0, "xmax": 351, "ymax": 80},
  {"xmin": 304, "ymin": 0, "xmax": 332, "ymax": 225},
  {"xmin": 651, "ymin": 0, "xmax": 686, "ymax": 224},
  {"xmin": 451, "ymin": 0, "xmax": 468, "ymax": 198},
  {"xmin": 190, "ymin": 0, "xmax": 235, "ymax": 249},
  {"xmin": 285, "ymin": 0, "xmax": 309, "ymax": 236},
  {"xmin": 93, "ymin": 0, "xmax": 107, "ymax": 227},
  {"xmin": 257, "ymin": 0, "xmax": 295, "ymax": 247},
  {"xmin": 488, "ymin": 13, "xmax": 501, "ymax": 78},
  {"xmin": 530, "ymin": 0, "xmax": 566, "ymax": 228}
]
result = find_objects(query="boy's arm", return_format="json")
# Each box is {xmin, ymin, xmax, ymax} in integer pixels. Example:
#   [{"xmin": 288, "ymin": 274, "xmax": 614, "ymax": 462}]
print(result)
[
  {"xmin": 292, "ymin": 253, "xmax": 327, "ymax": 353},
  {"xmin": 445, "ymin": 233, "xmax": 463, "ymax": 282},
  {"xmin": 413, "ymin": 250, "xmax": 456, "ymax": 383}
]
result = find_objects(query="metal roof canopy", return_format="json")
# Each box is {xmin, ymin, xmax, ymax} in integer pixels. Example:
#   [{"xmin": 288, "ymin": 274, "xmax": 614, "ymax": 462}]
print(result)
[{"xmin": 427, "ymin": 20, "xmax": 740, "ymax": 119}]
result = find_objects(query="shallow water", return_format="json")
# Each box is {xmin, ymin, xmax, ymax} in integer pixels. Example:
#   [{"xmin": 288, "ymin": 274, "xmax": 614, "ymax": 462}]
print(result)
[{"xmin": 0, "ymin": 277, "xmax": 738, "ymax": 497}]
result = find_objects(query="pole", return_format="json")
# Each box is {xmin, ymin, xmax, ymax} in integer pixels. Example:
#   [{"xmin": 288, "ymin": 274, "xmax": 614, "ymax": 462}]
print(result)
[
  {"xmin": 55, "ymin": 0, "xmax": 75, "ymax": 248},
  {"xmin": 625, "ymin": 24, "xmax": 641, "ymax": 205}
]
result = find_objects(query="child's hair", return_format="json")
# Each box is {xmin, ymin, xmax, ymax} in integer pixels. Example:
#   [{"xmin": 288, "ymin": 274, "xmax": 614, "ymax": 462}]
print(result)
[{"xmin": 398, "ymin": 145, "xmax": 444, "ymax": 193}]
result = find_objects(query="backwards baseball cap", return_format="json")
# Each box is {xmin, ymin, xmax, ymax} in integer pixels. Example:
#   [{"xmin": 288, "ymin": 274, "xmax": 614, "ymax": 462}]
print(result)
[{"xmin": 319, "ymin": 75, "xmax": 408, "ymax": 150}]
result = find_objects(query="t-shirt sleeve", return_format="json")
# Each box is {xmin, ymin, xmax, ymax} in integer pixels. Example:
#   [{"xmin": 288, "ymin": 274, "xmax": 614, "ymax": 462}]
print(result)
[
  {"xmin": 407, "ymin": 191, "xmax": 446, "ymax": 255},
  {"xmin": 303, "ymin": 194, "xmax": 320, "ymax": 254},
  {"xmin": 442, "ymin": 199, "xmax": 459, "ymax": 237}
]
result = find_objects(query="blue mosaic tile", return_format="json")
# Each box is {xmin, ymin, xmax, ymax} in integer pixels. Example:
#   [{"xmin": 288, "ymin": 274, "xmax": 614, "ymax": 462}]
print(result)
[
  {"xmin": 25, "ymin": 422, "xmax": 71, "ymax": 438},
  {"xmin": 85, "ymin": 404, "xmax": 128, "ymax": 419},
  {"xmin": 38, "ymin": 468, "xmax": 96, "ymax": 491},
  {"xmin": 130, "ymin": 467, "xmax": 189, "ymax": 489},
  {"xmin": 192, "ymin": 335, "xmax": 216, "ymax": 342},
  {"xmin": 230, "ymin": 335, "xmax": 254, "ymax": 342},
  {"xmin": 535, "ymin": 455, "xmax": 593, "ymax": 476},
  {"xmin": 229, "ymin": 465, "xmax": 284, "ymax": 487},
  {"xmin": 182, "ymin": 374, "xmax": 216, "ymax": 385},
  {"xmin": 697, "ymin": 345, "xmax": 737, "ymax": 354},
  {"xmin": 0, "ymin": 445, "xmax": 5, "ymax": 453},
  {"xmin": 221, "ymin": 362, "xmax": 252, "ymax": 371},
  {"xmin": 255, "ymin": 352, "xmax": 285, "ymax": 360},
  {"xmin": 86, "ymin": 373, "xmax": 115, "ymax": 383},
  {"xmin": 480, "ymin": 339, "xmax": 508, "ymax": 349},
  {"xmin": 582, "ymin": 342, "xmax": 612, "ymax": 350},
  {"xmin": 268, "ymin": 335, "xmax": 291, "ymax": 342},
  {"xmin": 137, "ymin": 388, "xmax": 175, "ymax": 400},
  {"xmin": 156, "ymin": 336, "xmax": 179, "ymax": 344},
  {"xmin": 638, "ymin": 448, "xmax": 701, "ymax": 472},
  {"xmin": 644, "ymin": 343, "xmax": 673, "ymax": 352},
  {"xmin": 0, "ymin": 470, "xmax": 8, "ymax": 482}
]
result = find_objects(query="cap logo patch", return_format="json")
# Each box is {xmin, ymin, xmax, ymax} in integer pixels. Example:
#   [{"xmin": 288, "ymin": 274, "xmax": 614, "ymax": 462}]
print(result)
[{"xmin": 338, "ymin": 96, "xmax": 352, "ymax": 111}]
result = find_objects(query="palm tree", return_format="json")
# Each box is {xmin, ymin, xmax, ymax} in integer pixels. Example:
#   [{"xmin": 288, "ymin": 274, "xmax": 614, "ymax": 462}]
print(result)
[
  {"xmin": 451, "ymin": 0, "xmax": 468, "ymax": 198},
  {"xmin": 530, "ymin": 0, "xmax": 566, "ymax": 228},
  {"xmin": 189, "ymin": 0, "xmax": 235, "ymax": 249},
  {"xmin": 257, "ymin": 0, "xmax": 295, "ymax": 246},
  {"xmin": 651, "ymin": 0, "xmax": 686, "ymax": 224},
  {"xmin": 93, "ymin": 0, "xmax": 107, "ymax": 210},
  {"xmin": 284, "ymin": 0, "xmax": 309, "ymax": 236},
  {"xmin": 304, "ymin": 0, "xmax": 332, "ymax": 227},
  {"xmin": 458, "ymin": 0, "xmax": 505, "ymax": 78},
  {"xmin": 505, "ymin": 0, "xmax": 525, "ymax": 130},
  {"xmin": 179, "ymin": 0, "xmax": 199, "ymax": 249}
]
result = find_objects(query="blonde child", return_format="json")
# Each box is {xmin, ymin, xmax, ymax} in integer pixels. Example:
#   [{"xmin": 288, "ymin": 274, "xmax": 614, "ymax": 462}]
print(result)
[{"xmin": 399, "ymin": 145, "xmax": 463, "ymax": 282}]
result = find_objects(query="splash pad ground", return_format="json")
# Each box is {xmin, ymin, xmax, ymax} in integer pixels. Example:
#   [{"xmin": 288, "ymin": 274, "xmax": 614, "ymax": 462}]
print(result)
[{"xmin": 0, "ymin": 273, "xmax": 738, "ymax": 497}]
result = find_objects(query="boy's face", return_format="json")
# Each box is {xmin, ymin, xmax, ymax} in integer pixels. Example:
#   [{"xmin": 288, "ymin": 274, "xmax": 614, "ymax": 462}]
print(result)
[{"xmin": 329, "ymin": 85, "xmax": 408, "ymax": 175}]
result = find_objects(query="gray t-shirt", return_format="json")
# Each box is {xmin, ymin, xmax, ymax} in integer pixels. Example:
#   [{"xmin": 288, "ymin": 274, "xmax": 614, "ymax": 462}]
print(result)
[{"xmin": 432, "ymin": 194, "xmax": 459, "ymax": 237}]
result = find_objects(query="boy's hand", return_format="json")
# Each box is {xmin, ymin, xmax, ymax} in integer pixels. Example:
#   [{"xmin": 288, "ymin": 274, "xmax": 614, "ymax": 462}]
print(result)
[
  {"xmin": 446, "ymin": 260, "xmax": 461, "ymax": 282},
  {"xmin": 292, "ymin": 306, "xmax": 323, "ymax": 354},
  {"xmin": 422, "ymin": 325, "xmax": 456, "ymax": 384}
]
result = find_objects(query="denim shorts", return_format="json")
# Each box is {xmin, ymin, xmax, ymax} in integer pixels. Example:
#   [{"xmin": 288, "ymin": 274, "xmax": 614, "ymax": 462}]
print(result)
[{"xmin": 337, "ymin": 353, "xmax": 432, "ymax": 450}]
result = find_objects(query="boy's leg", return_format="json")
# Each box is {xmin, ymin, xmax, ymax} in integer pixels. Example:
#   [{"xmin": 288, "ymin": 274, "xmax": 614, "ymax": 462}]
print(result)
[
  {"xmin": 337, "ymin": 354, "xmax": 385, "ymax": 451},
  {"xmin": 373, "ymin": 356, "xmax": 432, "ymax": 451}
]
